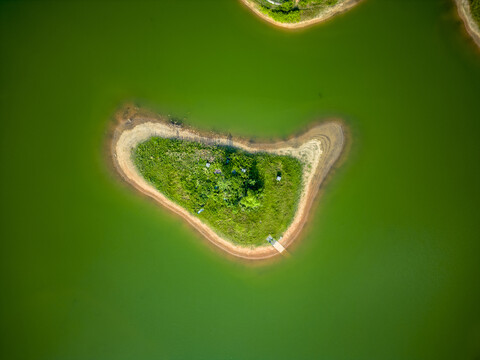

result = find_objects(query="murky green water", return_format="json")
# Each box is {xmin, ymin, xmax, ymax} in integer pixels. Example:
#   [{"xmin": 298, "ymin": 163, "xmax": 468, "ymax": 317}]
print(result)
[{"xmin": 1, "ymin": 0, "xmax": 479, "ymax": 359}]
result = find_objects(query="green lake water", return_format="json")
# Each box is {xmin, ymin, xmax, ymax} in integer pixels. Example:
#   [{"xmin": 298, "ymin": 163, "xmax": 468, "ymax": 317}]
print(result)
[{"xmin": 1, "ymin": 0, "xmax": 479, "ymax": 359}]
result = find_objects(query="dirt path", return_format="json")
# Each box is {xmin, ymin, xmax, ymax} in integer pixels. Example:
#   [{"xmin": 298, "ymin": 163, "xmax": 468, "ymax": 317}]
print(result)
[
  {"xmin": 240, "ymin": 0, "xmax": 363, "ymax": 30},
  {"xmin": 110, "ymin": 105, "xmax": 345, "ymax": 260},
  {"xmin": 455, "ymin": 0, "xmax": 480, "ymax": 48}
]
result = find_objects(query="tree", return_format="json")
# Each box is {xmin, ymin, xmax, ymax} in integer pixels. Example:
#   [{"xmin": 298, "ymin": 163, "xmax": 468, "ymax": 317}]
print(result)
[{"xmin": 240, "ymin": 190, "xmax": 261, "ymax": 210}]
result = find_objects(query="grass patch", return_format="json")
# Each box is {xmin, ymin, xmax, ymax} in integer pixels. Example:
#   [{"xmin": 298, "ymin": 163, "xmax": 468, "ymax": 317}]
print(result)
[
  {"xmin": 471, "ymin": 0, "xmax": 480, "ymax": 27},
  {"xmin": 299, "ymin": 0, "xmax": 338, "ymax": 6},
  {"xmin": 134, "ymin": 137, "xmax": 303, "ymax": 246}
]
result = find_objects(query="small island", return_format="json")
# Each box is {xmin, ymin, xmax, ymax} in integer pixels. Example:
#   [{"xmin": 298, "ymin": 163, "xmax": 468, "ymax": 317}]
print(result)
[
  {"xmin": 110, "ymin": 106, "xmax": 345, "ymax": 259},
  {"xmin": 240, "ymin": 0, "xmax": 363, "ymax": 29},
  {"xmin": 456, "ymin": 0, "xmax": 480, "ymax": 48}
]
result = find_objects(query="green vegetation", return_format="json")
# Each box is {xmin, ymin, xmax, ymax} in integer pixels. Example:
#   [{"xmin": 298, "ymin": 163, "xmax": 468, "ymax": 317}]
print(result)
[
  {"xmin": 299, "ymin": 0, "xmax": 337, "ymax": 6},
  {"xmin": 254, "ymin": 0, "xmax": 339, "ymax": 24},
  {"xmin": 470, "ymin": 0, "xmax": 480, "ymax": 27},
  {"xmin": 260, "ymin": 4, "xmax": 301, "ymax": 23},
  {"xmin": 134, "ymin": 137, "xmax": 303, "ymax": 246}
]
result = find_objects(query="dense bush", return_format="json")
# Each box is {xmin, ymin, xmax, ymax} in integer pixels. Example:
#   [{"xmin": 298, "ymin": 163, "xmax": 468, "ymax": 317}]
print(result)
[
  {"xmin": 256, "ymin": 0, "xmax": 339, "ymax": 23},
  {"xmin": 134, "ymin": 137, "xmax": 303, "ymax": 246},
  {"xmin": 260, "ymin": 5, "xmax": 301, "ymax": 23}
]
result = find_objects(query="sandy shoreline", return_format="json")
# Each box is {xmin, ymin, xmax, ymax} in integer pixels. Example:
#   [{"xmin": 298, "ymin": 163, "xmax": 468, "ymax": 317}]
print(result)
[
  {"xmin": 240, "ymin": 0, "xmax": 363, "ymax": 29},
  {"xmin": 455, "ymin": 0, "xmax": 480, "ymax": 48},
  {"xmin": 110, "ymin": 105, "xmax": 345, "ymax": 260}
]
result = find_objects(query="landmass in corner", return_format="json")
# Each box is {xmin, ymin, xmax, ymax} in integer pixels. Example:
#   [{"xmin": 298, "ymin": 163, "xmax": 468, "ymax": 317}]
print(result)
[
  {"xmin": 240, "ymin": 0, "xmax": 363, "ymax": 29},
  {"xmin": 111, "ymin": 106, "xmax": 345, "ymax": 259},
  {"xmin": 456, "ymin": 0, "xmax": 480, "ymax": 48}
]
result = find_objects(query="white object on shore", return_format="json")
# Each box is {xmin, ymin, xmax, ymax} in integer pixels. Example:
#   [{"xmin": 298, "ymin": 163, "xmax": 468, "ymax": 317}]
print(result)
[
  {"xmin": 272, "ymin": 240, "xmax": 285, "ymax": 253},
  {"xmin": 266, "ymin": 235, "xmax": 285, "ymax": 253},
  {"xmin": 267, "ymin": 0, "xmax": 282, "ymax": 5}
]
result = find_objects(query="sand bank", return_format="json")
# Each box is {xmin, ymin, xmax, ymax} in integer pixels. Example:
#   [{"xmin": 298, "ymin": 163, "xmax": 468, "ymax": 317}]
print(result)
[
  {"xmin": 456, "ymin": 0, "xmax": 480, "ymax": 48},
  {"xmin": 110, "ymin": 106, "xmax": 344, "ymax": 260},
  {"xmin": 240, "ymin": 0, "xmax": 363, "ymax": 29}
]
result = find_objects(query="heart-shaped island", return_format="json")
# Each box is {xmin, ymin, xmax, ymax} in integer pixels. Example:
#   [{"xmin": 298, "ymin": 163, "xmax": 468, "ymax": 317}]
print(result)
[{"xmin": 110, "ymin": 106, "xmax": 345, "ymax": 259}]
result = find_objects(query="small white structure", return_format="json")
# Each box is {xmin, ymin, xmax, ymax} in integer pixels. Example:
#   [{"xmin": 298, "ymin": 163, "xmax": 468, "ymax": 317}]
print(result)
[
  {"xmin": 276, "ymin": 176, "xmax": 281, "ymax": 181},
  {"xmin": 206, "ymin": 162, "xmax": 210, "ymax": 168},
  {"xmin": 241, "ymin": 168, "xmax": 246, "ymax": 173},
  {"xmin": 197, "ymin": 208, "xmax": 204, "ymax": 214},
  {"xmin": 266, "ymin": 235, "xmax": 285, "ymax": 253}
]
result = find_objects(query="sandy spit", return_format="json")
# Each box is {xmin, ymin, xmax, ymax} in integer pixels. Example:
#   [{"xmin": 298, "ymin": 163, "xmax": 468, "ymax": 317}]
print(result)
[
  {"xmin": 240, "ymin": 0, "xmax": 363, "ymax": 29},
  {"xmin": 455, "ymin": 0, "xmax": 480, "ymax": 48},
  {"xmin": 110, "ymin": 105, "xmax": 345, "ymax": 260}
]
